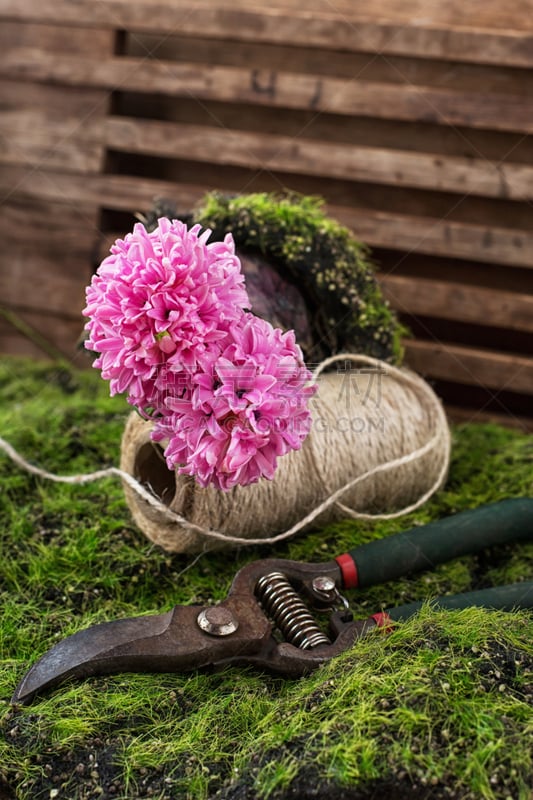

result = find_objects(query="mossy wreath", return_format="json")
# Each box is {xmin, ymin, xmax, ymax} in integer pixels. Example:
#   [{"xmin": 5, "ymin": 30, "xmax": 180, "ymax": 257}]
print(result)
[
  {"xmin": 192, "ymin": 192, "xmax": 404, "ymax": 364},
  {"xmin": 120, "ymin": 193, "xmax": 449, "ymax": 553}
]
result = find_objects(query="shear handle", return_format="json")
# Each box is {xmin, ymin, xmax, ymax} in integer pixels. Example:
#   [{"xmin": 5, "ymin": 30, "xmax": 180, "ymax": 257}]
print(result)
[{"xmin": 336, "ymin": 498, "xmax": 533, "ymax": 590}]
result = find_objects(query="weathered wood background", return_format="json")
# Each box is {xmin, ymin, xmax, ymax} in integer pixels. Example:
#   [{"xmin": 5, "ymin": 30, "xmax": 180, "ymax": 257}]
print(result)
[{"xmin": 1, "ymin": 0, "xmax": 532, "ymax": 429}]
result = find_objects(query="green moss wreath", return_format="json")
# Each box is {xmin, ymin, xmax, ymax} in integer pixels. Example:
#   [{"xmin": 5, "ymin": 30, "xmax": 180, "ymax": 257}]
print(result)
[{"xmin": 193, "ymin": 192, "xmax": 404, "ymax": 363}]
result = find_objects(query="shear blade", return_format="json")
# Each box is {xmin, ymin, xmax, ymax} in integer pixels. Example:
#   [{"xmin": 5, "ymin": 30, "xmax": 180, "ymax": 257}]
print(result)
[{"xmin": 12, "ymin": 607, "xmax": 201, "ymax": 705}]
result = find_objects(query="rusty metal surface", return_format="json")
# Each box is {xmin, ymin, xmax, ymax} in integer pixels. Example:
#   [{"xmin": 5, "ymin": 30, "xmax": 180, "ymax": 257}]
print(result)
[{"xmin": 13, "ymin": 558, "xmax": 375, "ymax": 705}]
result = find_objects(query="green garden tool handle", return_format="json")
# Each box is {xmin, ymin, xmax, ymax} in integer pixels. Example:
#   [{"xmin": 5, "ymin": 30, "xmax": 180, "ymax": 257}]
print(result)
[
  {"xmin": 386, "ymin": 580, "xmax": 533, "ymax": 621},
  {"xmin": 336, "ymin": 498, "xmax": 533, "ymax": 590}
]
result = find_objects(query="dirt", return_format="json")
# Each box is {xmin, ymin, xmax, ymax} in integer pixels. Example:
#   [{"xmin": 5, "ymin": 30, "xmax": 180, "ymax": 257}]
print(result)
[
  {"xmin": 3, "ymin": 736, "xmax": 176, "ymax": 800},
  {"xmin": 218, "ymin": 770, "xmax": 464, "ymax": 800}
]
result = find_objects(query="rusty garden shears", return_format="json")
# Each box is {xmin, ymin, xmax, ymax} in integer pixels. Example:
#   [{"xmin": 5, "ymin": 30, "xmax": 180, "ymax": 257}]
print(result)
[{"xmin": 12, "ymin": 499, "xmax": 533, "ymax": 705}]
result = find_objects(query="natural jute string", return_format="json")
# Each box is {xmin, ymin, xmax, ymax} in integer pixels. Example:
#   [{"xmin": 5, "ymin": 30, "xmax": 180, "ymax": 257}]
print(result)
[{"xmin": 0, "ymin": 355, "xmax": 451, "ymax": 550}]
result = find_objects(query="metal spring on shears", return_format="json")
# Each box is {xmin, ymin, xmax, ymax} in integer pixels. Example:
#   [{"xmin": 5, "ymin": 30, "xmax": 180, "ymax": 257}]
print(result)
[{"xmin": 255, "ymin": 572, "xmax": 330, "ymax": 650}]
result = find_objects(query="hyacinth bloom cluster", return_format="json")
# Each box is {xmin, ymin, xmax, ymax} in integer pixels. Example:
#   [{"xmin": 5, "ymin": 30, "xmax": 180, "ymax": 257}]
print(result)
[
  {"xmin": 152, "ymin": 313, "xmax": 316, "ymax": 490},
  {"xmin": 83, "ymin": 219, "xmax": 248, "ymax": 406},
  {"xmin": 83, "ymin": 218, "xmax": 316, "ymax": 490}
]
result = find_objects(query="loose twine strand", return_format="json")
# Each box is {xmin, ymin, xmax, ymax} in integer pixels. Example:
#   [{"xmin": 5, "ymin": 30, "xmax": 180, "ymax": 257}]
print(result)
[{"xmin": 0, "ymin": 354, "xmax": 450, "ymax": 547}]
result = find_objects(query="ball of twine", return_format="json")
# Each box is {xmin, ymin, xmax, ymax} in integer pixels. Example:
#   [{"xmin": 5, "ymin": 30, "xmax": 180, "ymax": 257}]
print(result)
[{"xmin": 120, "ymin": 354, "xmax": 451, "ymax": 553}]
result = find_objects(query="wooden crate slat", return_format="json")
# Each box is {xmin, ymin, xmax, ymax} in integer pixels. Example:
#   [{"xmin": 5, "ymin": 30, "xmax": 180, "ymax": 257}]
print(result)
[
  {"xmin": 0, "ymin": 165, "xmax": 202, "ymax": 212},
  {"xmin": 243, "ymin": 0, "xmax": 533, "ymax": 30},
  {"xmin": 0, "ymin": 310, "xmax": 86, "ymax": 362},
  {"xmin": 404, "ymin": 339, "xmax": 533, "ymax": 395},
  {"xmin": 0, "ymin": 200, "xmax": 99, "ymax": 316},
  {"xmin": 1, "ymin": 2, "xmax": 533, "ymax": 427},
  {"xmin": 378, "ymin": 274, "xmax": 533, "ymax": 333},
  {"xmin": 0, "ymin": 256, "xmax": 91, "ymax": 317},
  {"xmin": 123, "ymin": 34, "xmax": 533, "ymax": 98},
  {"xmin": 331, "ymin": 206, "xmax": 533, "ymax": 270},
  {"xmin": 0, "ymin": 20, "xmax": 115, "ymax": 55},
  {"xmin": 104, "ymin": 116, "xmax": 533, "ymax": 201},
  {"xmin": 0, "ymin": 110, "xmax": 104, "ymax": 173},
  {"xmin": 1, "ymin": 165, "xmax": 532, "ymax": 270},
  {"xmin": 0, "ymin": 79, "xmax": 112, "ymax": 117},
  {"xmin": 0, "ymin": 21, "xmax": 114, "ymax": 331},
  {"xmin": 444, "ymin": 404, "xmax": 533, "ymax": 433},
  {"xmin": 0, "ymin": 26, "xmax": 114, "ymax": 175},
  {"xmin": 2, "ymin": 0, "xmax": 533, "ymax": 68},
  {"xmin": 0, "ymin": 239, "xmax": 93, "ymax": 318},
  {"xmin": 0, "ymin": 198, "xmax": 100, "ymax": 254},
  {"xmin": 3, "ymin": 51, "xmax": 533, "ymax": 135},
  {"xmin": 373, "ymin": 251, "xmax": 533, "ymax": 294}
]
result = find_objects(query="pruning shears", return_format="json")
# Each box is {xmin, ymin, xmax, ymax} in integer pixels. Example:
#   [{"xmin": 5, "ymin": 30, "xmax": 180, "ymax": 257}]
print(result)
[{"xmin": 12, "ymin": 499, "xmax": 533, "ymax": 705}]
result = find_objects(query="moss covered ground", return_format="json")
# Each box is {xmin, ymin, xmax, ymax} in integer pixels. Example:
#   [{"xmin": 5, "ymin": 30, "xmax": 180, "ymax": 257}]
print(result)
[{"xmin": 0, "ymin": 356, "xmax": 531, "ymax": 800}]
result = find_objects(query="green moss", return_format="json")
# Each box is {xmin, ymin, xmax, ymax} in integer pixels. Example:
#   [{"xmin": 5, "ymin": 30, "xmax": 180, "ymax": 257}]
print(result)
[
  {"xmin": 193, "ymin": 192, "xmax": 405, "ymax": 364},
  {"xmin": 226, "ymin": 606, "xmax": 532, "ymax": 799},
  {"xmin": 0, "ymin": 357, "xmax": 531, "ymax": 800}
]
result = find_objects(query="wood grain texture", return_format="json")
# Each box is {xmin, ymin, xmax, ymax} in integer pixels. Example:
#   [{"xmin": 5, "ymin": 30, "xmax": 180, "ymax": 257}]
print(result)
[
  {"xmin": 0, "ymin": 252, "xmax": 91, "ymax": 317},
  {"xmin": 2, "ymin": 52, "xmax": 532, "ymax": 135},
  {"xmin": 1, "ymin": 164, "xmax": 531, "ymax": 270},
  {"xmin": 378, "ymin": 274, "xmax": 533, "ymax": 333},
  {"xmin": 0, "ymin": 310, "xmax": 86, "ymax": 362},
  {"xmin": 0, "ymin": 20, "xmax": 114, "ymax": 55},
  {"xmin": 123, "ymin": 33, "xmax": 533, "ymax": 97},
  {"xmin": 103, "ymin": 116, "xmax": 533, "ymax": 201},
  {"xmin": 444, "ymin": 404, "xmax": 533, "ymax": 433},
  {"xmin": 0, "ymin": 164, "xmax": 206, "ymax": 213},
  {"xmin": 1, "ymin": 1, "xmax": 533, "ymax": 425},
  {"xmin": 0, "ymin": 110, "xmax": 104, "ymax": 173},
  {"xmin": 331, "ymin": 207, "xmax": 533, "ymax": 270},
  {"xmin": 404, "ymin": 339, "xmax": 533, "ymax": 395},
  {"xmin": 0, "ymin": 200, "xmax": 98, "ymax": 316},
  {"xmin": 2, "ymin": 0, "xmax": 533, "ymax": 67},
  {"xmin": 0, "ymin": 79, "xmax": 111, "ymax": 117}
]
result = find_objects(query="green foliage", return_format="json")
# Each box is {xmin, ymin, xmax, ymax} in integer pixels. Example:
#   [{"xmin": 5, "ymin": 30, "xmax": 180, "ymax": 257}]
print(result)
[
  {"xmin": 194, "ymin": 192, "xmax": 405, "ymax": 364},
  {"xmin": 0, "ymin": 357, "xmax": 531, "ymax": 799}
]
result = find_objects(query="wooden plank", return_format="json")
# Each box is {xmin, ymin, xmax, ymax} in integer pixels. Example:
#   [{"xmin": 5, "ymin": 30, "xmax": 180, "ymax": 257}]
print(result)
[
  {"xmin": 0, "ymin": 79, "xmax": 111, "ymax": 117},
  {"xmin": 0, "ymin": 22, "xmax": 114, "ymax": 170},
  {"xmin": 0, "ymin": 255, "xmax": 92, "ymax": 317},
  {"xmin": 444, "ymin": 404, "xmax": 533, "ymax": 433},
  {"xmin": 0, "ymin": 110, "xmax": 104, "ymax": 173},
  {"xmin": 124, "ymin": 33, "xmax": 533, "ymax": 98},
  {"xmin": 0, "ymin": 20, "xmax": 114, "ymax": 55},
  {"xmin": 111, "ymin": 95, "xmax": 533, "ymax": 172},
  {"xmin": 0, "ymin": 198, "xmax": 100, "ymax": 255},
  {"xmin": 331, "ymin": 206, "xmax": 533, "ymax": 270},
  {"xmin": 378, "ymin": 274, "xmax": 533, "ymax": 333},
  {"xmin": 1, "ymin": 165, "xmax": 532, "ymax": 270},
  {"xmin": 0, "ymin": 309, "xmax": 86, "ymax": 362},
  {"xmin": 103, "ymin": 116, "xmax": 533, "ymax": 201},
  {"xmin": 1, "ymin": 0, "xmax": 533, "ymax": 67},
  {"xmin": 0, "ymin": 201, "xmax": 97, "ymax": 316},
  {"xmin": 0, "ymin": 164, "xmax": 204, "ymax": 213},
  {"xmin": 259, "ymin": 0, "xmax": 533, "ymax": 30},
  {"xmin": 373, "ymin": 251, "xmax": 533, "ymax": 295},
  {"xmin": 404, "ymin": 339, "xmax": 533, "ymax": 395},
  {"xmin": 2, "ymin": 51, "xmax": 532, "ymax": 135}
]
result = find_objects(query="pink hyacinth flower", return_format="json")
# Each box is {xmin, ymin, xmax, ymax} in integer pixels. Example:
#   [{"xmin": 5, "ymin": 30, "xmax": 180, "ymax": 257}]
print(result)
[
  {"xmin": 152, "ymin": 313, "xmax": 317, "ymax": 490},
  {"xmin": 83, "ymin": 217, "xmax": 317, "ymax": 490},
  {"xmin": 83, "ymin": 219, "xmax": 249, "ymax": 409}
]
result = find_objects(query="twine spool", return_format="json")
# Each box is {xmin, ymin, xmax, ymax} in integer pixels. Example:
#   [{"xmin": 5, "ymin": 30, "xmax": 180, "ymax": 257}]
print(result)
[{"xmin": 120, "ymin": 355, "xmax": 451, "ymax": 553}]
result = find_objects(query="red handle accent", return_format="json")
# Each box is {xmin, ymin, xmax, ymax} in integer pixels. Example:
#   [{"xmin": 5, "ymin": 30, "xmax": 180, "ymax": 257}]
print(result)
[
  {"xmin": 335, "ymin": 553, "xmax": 359, "ymax": 589},
  {"xmin": 370, "ymin": 611, "xmax": 394, "ymax": 632}
]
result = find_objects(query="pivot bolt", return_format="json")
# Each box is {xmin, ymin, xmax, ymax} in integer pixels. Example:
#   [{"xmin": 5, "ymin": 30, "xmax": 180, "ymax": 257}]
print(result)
[
  {"xmin": 312, "ymin": 576, "xmax": 336, "ymax": 595},
  {"xmin": 197, "ymin": 607, "xmax": 239, "ymax": 636}
]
